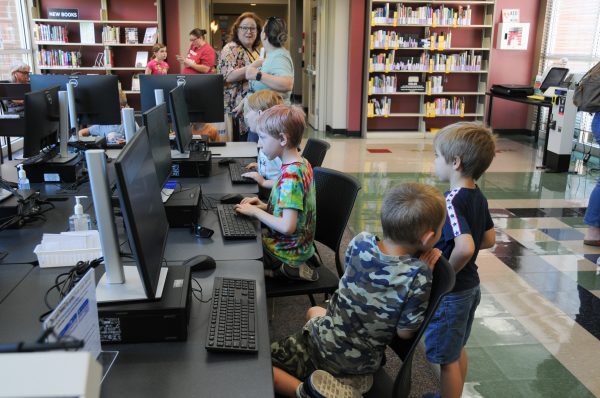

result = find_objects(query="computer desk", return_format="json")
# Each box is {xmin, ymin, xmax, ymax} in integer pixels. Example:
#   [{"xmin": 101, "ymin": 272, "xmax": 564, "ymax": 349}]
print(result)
[
  {"xmin": 0, "ymin": 263, "xmax": 33, "ymax": 304},
  {"xmin": 206, "ymin": 142, "xmax": 258, "ymax": 158},
  {"xmin": 0, "ymin": 260, "xmax": 274, "ymax": 398},
  {"xmin": 486, "ymin": 92, "xmax": 553, "ymax": 143}
]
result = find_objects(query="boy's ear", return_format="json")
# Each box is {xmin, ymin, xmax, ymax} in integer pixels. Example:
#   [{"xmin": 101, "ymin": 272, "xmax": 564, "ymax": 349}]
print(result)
[
  {"xmin": 452, "ymin": 156, "xmax": 462, "ymax": 171},
  {"xmin": 420, "ymin": 229, "xmax": 437, "ymax": 247},
  {"xmin": 279, "ymin": 133, "xmax": 288, "ymax": 147}
]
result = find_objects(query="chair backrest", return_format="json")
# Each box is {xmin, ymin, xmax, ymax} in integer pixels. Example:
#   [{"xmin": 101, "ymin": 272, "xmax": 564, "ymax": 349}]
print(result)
[
  {"xmin": 387, "ymin": 256, "xmax": 456, "ymax": 398},
  {"xmin": 313, "ymin": 167, "xmax": 361, "ymax": 276},
  {"xmin": 302, "ymin": 138, "xmax": 331, "ymax": 168}
]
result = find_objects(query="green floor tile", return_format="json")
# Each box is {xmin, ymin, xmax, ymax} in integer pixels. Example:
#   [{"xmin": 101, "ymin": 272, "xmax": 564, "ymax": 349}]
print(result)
[
  {"xmin": 484, "ymin": 344, "xmax": 568, "ymax": 381},
  {"xmin": 464, "ymin": 380, "xmax": 527, "ymax": 398},
  {"xmin": 514, "ymin": 376, "xmax": 595, "ymax": 398},
  {"xmin": 569, "ymin": 271, "xmax": 600, "ymax": 291},
  {"xmin": 560, "ymin": 217, "xmax": 587, "ymax": 228},
  {"xmin": 464, "ymin": 347, "xmax": 506, "ymax": 383},
  {"xmin": 521, "ymin": 241, "xmax": 575, "ymax": 255},
  {"xmin": 468, "ymin": 317, "xmax": 539, "ymax": 347}
]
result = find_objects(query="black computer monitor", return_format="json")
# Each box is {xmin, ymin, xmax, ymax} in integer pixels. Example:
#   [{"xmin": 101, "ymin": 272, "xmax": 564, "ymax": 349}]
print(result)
[
  {"xmin": 142, "ymin": 102, "xmax": 172, "ymax": 187},
  {"xmin": 541, "ymin": 67, "xmax": 569, "ymax": 91},
  {"xmin": 168, "ymin": 85, "xmax": 193, "ymax": 153},
  {"xmin": 139, "ymin": 74, "xmax": 224, "ymax": 123},
  {"xmin": 114, "ymin": 126, "xmax": 169, "ymax": 299},
  {"xmin": 23, "ymin": 86, "xmax": 60, "ymax": 158},
  {"xmin": 30, "ymin": 74, "xmax": 120, "ymax": 125}
]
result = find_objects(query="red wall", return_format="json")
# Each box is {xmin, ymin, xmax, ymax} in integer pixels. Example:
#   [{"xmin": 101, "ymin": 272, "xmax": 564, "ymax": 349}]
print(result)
[
  {"xmin": 164, "ymin": 1, "xmax": 180, "ymax": 71},
  {"xmin": 488, "ymin": 0, "xmax": 540, "ymax": 129},
  {"xmin": 347, "ymin": 0, "xmax": 365, "ymax": 134}
]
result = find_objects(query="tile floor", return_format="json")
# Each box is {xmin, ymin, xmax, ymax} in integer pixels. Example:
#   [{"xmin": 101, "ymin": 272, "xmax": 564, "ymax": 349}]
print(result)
[{"xmin": 310, "ymin": 130, "xmax": 600, "ymax": 397}]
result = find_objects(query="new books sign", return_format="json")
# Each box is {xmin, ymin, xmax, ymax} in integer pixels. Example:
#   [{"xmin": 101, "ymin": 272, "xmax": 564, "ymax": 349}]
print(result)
[{"xmin": 48, "ymin": 8, "xmax": 79, "ymax": 20}]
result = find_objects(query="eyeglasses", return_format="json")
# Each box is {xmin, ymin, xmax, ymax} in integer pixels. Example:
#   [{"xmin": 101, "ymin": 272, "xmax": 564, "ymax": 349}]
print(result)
[
  {"xmin": 238, "ymin": 26, "xmax": 257, "ymax": 33},
  {"xmin": 16, "ymin": 70, "xmax": 30, "ymax": 74}
]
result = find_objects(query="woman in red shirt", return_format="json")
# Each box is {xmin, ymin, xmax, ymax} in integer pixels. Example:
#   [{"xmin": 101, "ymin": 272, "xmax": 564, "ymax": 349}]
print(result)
[{"xmin": 178, "ymin": 28, "xmax": 216, "ymax": 74}]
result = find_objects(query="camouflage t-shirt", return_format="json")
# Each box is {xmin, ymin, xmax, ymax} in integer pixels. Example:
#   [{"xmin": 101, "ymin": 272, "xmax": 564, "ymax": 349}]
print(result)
[
  {"xmin": 305, "ymin": 232, "xmax": 432, "ymax": 375},
  {"xmin": 262, "ymin": 160, "xmax": 316, "ymax": 266}
]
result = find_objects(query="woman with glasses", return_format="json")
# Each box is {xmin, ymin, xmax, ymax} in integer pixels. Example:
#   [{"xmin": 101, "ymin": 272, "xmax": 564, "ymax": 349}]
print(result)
[
  {"xmin": 240, "ymin": 16, "xmax": 294, "ymax": 142},
  {"xmin": 1, "ymin": 62, "xmax": 30, "ymax": 115},
  {"xmin": 178, "ymin": 28, "xmax": 216, "ymax": 74},
  {"xmin": 219, "ymin": 12, "xmax": 263, "ymax": 140}
]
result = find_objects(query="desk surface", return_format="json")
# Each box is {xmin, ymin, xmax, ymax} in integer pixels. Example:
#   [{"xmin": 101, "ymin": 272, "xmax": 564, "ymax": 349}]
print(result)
[
  {"xmin": 487, "ymin": 91, "xmax": 553, "ymax": 106},
  {"xmin": 209, "ymin": 142, "xmax": 258, "ymax": 158},
  {"xmin": 0, "ymin": 261, "xmax": 273, "ymax": 398},
  {"xmin": 0, "ymin": 263, "xmax": 33, "ymax": 304}
]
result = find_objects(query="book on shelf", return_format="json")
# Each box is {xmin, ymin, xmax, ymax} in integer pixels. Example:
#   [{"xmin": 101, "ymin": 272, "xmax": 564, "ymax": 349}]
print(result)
[
  {"xmin": 135, "ymin": 51, "xmax": 149, "ymax": 68},
  {"xmin": 34, "ymin": 24, "xmax": 68, "ymax": 42},
  {"xmin": 104, "ymin": 48, "xmax": 114, "ymax": 67},
  {"xmin": 37, "ymin": 49, "xmax": 81, "ymax": 67},
  {"xmin": 125, "ymin": 28, "xmax": 138, "ymax": 44},
  {"xmin": 131, "ymin": 74, "xmax": 141, "ymax": 92},
  {"xmin": 102, "ymin": 26, "xmax": 120, "ymax": 44},
  {"xmin": 80, "ymin": 22, "xmax": 95, "ymax": 44},
  {"xmin": 143, "ymin": 27, "xmax": 158, "ymax": 44}
]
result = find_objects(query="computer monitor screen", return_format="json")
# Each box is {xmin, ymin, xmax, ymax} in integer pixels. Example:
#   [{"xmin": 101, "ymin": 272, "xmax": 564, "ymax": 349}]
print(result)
[
  {"xmin": 114, "ymin": 126, "xmax": 169, "ymax": 299},
  {"xmin": 142, "ymin": 102, "xmax": 172, "ymax": 187},
  {"xmin": 139, "ymin": 74, "xmax": 224, "ymax": 123},
  {"xmin": 541, "ymin": 67, "xmax": 569, "ymax": 91},
  {"xmin": 30, "ymin": 74, "xmax": 120, "ymax": 125},
  {"xmin": 168, "ymin": 85, "xmax": 193, "ymax": 153},
  {"xmin": 23, "ymin": 86, "xmax": 60, "ymax": 158}
]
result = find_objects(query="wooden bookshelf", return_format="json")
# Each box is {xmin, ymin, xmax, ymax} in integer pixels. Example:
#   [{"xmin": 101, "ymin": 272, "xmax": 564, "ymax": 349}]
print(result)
[
  {"xmin": 362, "ymin": 0, "xmax": 495, "ymax": 137},
  {"xmin": 29, "ymin": 0, "xmax": 163, "ymax": 107}
]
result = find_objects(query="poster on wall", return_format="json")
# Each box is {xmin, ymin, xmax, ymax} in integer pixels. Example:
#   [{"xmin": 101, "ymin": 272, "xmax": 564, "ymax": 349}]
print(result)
[
  {"xmin": 502, "ymin": 9, "xmax": 520, "ymax": 23},
  {"xmin": 497, "ymin": 22, "xmax": 530, "ymax": 50}
]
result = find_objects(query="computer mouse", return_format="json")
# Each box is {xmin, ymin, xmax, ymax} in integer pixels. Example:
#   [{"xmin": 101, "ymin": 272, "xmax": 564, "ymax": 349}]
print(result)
[
  {"xmin": 220, "ymin": 193, "xmax": 244, "ymax": 204},
  {"xmin": 218, "ymin": 158, "xmax": 236, "ymax": 165},
  {"xmin": 182, "ymin": 255, "xmax": 216, "ymax": 272}
]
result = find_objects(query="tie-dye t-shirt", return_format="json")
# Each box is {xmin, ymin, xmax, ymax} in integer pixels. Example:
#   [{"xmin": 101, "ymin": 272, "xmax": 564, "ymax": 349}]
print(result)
[{"xmin": 263, "ymin": 160, "xmax": 316, "ymax": 266}]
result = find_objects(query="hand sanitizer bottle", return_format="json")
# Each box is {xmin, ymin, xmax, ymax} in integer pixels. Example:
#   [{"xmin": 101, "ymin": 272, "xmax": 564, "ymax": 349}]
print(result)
[
  {"xmin": 17, "ymin": 165, "xmax": 30, "ymax": 190},
  {"xmin": 69, "ymin": 196, "xmax": 92, "ymax": 231}
]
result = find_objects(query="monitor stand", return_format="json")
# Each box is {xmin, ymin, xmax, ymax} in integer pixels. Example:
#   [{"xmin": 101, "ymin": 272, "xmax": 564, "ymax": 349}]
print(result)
[
  {"xmin": 46, "ymin": 152, "xmax": 78, "ymax": 164},
  {"xmin": 96, "ymin": 266, "xmax": 168, "ymax": 303}
]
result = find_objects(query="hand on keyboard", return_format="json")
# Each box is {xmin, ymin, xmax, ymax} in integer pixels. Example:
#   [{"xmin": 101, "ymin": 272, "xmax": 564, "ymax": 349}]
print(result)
[{"xmin": 241, "ymin": 171, "xmax": 264, "ymax": 186}]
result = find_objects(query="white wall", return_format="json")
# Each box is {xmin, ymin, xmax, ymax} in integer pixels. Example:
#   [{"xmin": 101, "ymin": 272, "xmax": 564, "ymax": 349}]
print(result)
[{"xmin": 324, "ymin": 0, "xmax": 348, "ymax": 130}]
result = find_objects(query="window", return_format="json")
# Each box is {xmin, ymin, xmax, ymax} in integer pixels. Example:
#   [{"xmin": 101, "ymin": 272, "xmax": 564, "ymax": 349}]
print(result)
[{"xmin": 539, "ymin": 0, "xmax": 600, "ymax": 141}]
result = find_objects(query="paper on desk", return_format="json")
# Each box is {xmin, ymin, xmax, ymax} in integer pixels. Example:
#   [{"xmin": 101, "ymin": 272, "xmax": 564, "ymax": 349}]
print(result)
[
  {"xmin": 171, "ymin": 149, "xmax": 190, "ymax": 159},
  {"xmin": 43, "ymin": 269, "xmax": 102, "ymax": 359}
]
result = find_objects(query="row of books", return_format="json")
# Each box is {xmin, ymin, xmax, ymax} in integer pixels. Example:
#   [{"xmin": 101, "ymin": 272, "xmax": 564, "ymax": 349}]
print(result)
[
  {"xmin": 37, "ymin": 49, "xmax": 81, "ymax": 67},
  {"xmin": 425, "ymin": 97, "xmax": 466, "ymax": 117},
  {"xmin": 371, "ymin": 31, "xmax": 453, "ymax": 50},
  {"xmin": 34, "ymin": 24, "xmax": 68, "ymax": 42},
  {"xmin": 368, "ymin": 76, "xmax": 446, "ymax": 96},
  {"xmin": 367, "ymin": 97, "xmax": 392, "ymax": 117},
  {"xmin": 370, "ymin": 51, "xmax": 482, "ymax": 72},
  {"xmin": 102, "ymin": 26, "xmax": 120, "ymax": 44},
  {"xmin": 372, "ymin": 4, "xmax": 473, "ymax": 26}
]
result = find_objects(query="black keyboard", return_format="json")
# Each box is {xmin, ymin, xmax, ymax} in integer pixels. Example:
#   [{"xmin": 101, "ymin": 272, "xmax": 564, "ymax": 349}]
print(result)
[
  {"xmin": 216, "ymin": 204, "xmax": 257, "ymax": 240},
  {"xmin": 205, "ymin": 277, "xmax": 258, "ymax": 353},
  {"xmin": 229, "ymin": 163, "xmax": 255, "ymax": 184}
]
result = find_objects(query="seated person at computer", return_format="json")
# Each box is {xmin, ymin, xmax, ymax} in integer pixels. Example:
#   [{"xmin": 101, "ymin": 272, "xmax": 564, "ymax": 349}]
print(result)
[
  {"xmin": 270, "ymin": 183, "xmax": 445, "ymax": 398},
  {"xmin": 234, "ymin": 105, "xmax": 317, "ymax": 282},
  {"xmin": 241, "ymin": 90, "xmax": 284, "ymax": 189},
  {"xmin": 1, "ymin": 62, "xmax": 30, "ymax": 115},
  {"xmin": 78, "ymin": 91, "xmax": 135, "ymax": 144}
]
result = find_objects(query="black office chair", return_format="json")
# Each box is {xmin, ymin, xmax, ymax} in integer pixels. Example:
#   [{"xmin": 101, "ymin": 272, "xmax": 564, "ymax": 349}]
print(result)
[
  {"xmin": 266, "ymin": 167, "xmax": 361, "ymax": 305},
  {"xmin": 301, "ymin": 138, "xmax": 331, "ymax": 168},
  {"xmin": 365, "ymin": 256, "xmax": 456, "ymax": 398}
]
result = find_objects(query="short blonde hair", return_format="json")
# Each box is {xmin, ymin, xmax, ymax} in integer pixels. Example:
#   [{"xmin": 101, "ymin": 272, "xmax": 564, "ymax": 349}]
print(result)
[
  {"xmin": 256, "ymin": 104, "xmax": 305, "ymax": 148},
  {"xmin": 247, "ymin": 90, "xmax": 283, "ymax": 112},
  {"xmin": 434, "ymin": 122, "xmax": 496, "ymax": 180},
  {"xmin": 381, "ymin": 183, "xmax": 446, "ymax": 246}
]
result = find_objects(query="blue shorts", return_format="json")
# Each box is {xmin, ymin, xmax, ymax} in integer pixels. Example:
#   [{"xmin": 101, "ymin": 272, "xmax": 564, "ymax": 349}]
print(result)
[{"xmin": 424, "ymin": 285, "xmax": 480, "ymax": 365}]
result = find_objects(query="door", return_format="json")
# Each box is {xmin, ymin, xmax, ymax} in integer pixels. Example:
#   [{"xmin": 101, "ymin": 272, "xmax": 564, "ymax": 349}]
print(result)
[{"xmin": 306, "ymin": 0, "xmax": 319, "ymax": 128}]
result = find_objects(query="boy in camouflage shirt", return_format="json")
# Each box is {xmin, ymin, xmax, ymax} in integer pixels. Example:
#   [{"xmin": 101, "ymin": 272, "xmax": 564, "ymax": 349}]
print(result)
[{"xmin": 271, "ymin": 183, "xmax": 447, "ymax": 398}]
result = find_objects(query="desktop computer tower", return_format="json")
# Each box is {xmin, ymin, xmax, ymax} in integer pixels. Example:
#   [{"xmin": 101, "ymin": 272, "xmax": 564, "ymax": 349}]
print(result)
[
  {"xmin": 164, "ymin": 184, "xmax": 201, "ymax": 227},
  {"xmin": 22, "ymin": 153, "xmax": 84, "ymax": 183},
  {"xmin": 97, "ymin": 266, "xmax": 192, "ymax": 344},
  {"xmin": 171, "ymin": 151, "xmax": 212, "ymax": 178}
]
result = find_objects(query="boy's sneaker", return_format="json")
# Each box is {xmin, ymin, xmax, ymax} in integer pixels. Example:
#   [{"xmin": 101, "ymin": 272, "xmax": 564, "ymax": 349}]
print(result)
[
  {"xmin": 337, "ymin": 374, "xmax": 373, "ymax": 394},
  {"xmin": 278, "ymin": 263, "xmax": 319, "ymax": 282},
  {"xmin": 304, "ymin": 370, "xmax": 362, "ymax": 398}
]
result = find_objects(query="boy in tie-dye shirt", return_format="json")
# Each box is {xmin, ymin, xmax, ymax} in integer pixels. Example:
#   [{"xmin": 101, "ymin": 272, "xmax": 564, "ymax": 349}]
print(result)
[{"xmin": 234, "ymin": 105, "xmax": 317, "ymax": 282}]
